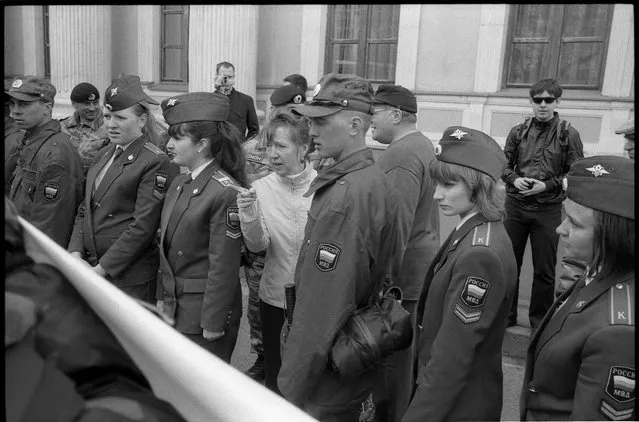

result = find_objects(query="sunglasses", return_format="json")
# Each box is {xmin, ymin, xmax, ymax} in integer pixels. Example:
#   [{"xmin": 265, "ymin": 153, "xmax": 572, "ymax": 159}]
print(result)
[{"xmin": 532, "ymin": 97, "xmax": 556, "ymax": 104}]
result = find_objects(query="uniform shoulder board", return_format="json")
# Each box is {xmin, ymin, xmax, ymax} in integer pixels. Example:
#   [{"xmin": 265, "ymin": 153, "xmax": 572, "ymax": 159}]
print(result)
[
  {"xmin": 609, "ymin": 282, "xmax": 635, "ymax": 326},
  {"xmin": 471, "ymin": 222, "xmax": 492, "ymax": 247},
  {"xmin": 212, "ymin": 170, "xmax": 239, "ymax": 188},
  {"xmin": 143, "ymin": 142, "xmax": 165, "ymax": 156}
]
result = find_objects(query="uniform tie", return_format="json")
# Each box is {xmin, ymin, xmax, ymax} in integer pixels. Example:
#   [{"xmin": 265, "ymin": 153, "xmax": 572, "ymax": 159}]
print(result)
[{"xmin": 94, "ymin": 147, "xmax": 123, "ymax": 191}]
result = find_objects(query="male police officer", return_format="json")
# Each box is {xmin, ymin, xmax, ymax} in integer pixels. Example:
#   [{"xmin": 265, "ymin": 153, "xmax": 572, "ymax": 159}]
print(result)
[
  {"xmin": 278, "ymin": 73, "xmax": 400, "ymax": 421},
  {"xmin": 370, "ymin": 85, "xmax": 440, "ymax": 421},
  {"xmin": 214, "ymin": 61, "xmax": 259, "ymax": 140},
  {"xmin": 5, "ymin": 79, "xmax": 24, "ymax": 195},
  {"xmin": 5, "ymin": 76, "xmax": 84, "ymax": 247},
  {"xmin": 60, "ymin": 82, "xmax": 110, "ymax": 176},
  {"xmin": 615, "ymin": 118, "xmax": 634, "ymax": 161}
]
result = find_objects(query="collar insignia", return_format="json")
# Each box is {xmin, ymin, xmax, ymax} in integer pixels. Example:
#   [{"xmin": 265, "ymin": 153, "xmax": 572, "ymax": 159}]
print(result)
[{"xmin": 586, "ymin": 164, "xmax": 610, "ymax": 177}]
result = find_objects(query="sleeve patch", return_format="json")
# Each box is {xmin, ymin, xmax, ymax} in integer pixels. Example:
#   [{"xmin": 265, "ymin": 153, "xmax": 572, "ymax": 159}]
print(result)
[
  {"xmin": 154, "ymin": 171, "xmax": 168, "ymax": 191},
  {"xmin": 600, "ymin": 400, "xmax": 634, "ymax": 420},
  {"xmin": 606, "ymin": 366, "xmax": 635, "ymax": 403},
  {"xmin": 314, "ymin": 243, "xmax": 341, "ymax": 272},
  {"xmin": 226, "ymin": 206, "xmax": 240, "ymax": 230},
  {"xmin": 42, "ymin": 183, "xmax": 60, "ymax": 200},
  {"xmin": 454, "ymin": 304, "xmax": 482, "ymax": 324},
  {"xmin": 460, "ymin": 276, "xmax": 491, "ymax": 308},
  {"xmin": 153, "ymin": 189, "xmax": 166, "ymax": 200}
]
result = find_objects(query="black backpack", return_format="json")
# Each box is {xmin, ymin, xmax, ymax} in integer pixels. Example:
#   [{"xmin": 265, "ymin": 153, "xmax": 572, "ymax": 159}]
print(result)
[{"xmin": 513, "ymin": 116, "xmax": 571, "ymax": 171}]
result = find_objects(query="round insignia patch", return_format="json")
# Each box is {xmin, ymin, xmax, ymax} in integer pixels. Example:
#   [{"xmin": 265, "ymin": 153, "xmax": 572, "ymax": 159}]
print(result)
[
  {"xmin": 293, "ymin": 94, "xmax": 303, "ymax": 104},
  {"xmin": 434, "ymin": 144, "xmax": 442, "ymax": 156},
  {"xmin": 12, "ymin": 79, "xmax": 23, "ymax": 89},
  {"xmin": 460, "ymin": 276, "xmax": 491, "ymax": 308},
  {"xmin": 88, "ymin": 93, "xmax": 96, "ymax": 101},
  {"xmin": 312, "ymin": 84, "xmax": 321, "ymax": 98}
]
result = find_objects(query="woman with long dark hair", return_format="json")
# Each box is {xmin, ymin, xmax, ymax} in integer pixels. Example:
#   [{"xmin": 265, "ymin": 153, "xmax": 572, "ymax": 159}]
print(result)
[{"xmin": 156, "ymin": 92, "xmax": 248, "ymax": 362}]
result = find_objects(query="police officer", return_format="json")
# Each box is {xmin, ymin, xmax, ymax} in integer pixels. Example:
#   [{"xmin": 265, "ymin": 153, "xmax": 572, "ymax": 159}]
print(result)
[
  {"xmin": 60, "ymin": 82, "xmax": 111, "ymax": 176},
  {"xmin": 277, "ymin": 73, "xmax": 401, "ymax": 421},
  {"xmin": 403, "ymin": 127, "xmax": 517, "ymax": 421},
  {"xmin": 157, "ymin": 92, "xmax": 248, "ymax": 363},
  {"xmin": 5, "ymin": 76, "xmax": 84, "ymax": 247},
  {"xmin": 4, "ymin": 79, "xmax": 24, "ymax": 195},
  {"xmin": 521, "ymin": 156, "xmax": 635, "ymax": 421},
  {"xmin": 615, "ymin": 118, "xmax": 634, "ymax": 161},
  {"xmin": 370, "ymin": 85, "xmax": 440, "ymax": 421},
  {"xmin": 68, "ymin": 75, "xmax": 177, "ymax": 302}
]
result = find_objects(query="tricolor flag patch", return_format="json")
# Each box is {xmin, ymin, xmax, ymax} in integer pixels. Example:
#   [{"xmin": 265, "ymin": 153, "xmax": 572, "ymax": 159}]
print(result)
[
  {"xmin": 154, "ymin": 172, "xmax": 168, "ymax": 190},
  {"xmin": 460, "ymin": 276, "xmax": 491, "ymax": 308},
  {"xmin": 606, "ymin": 366, "xmax": 635, "ymax": 403},
  {"xmin": 226, "ymin": 206, "xmax": 240, "ymax": 230},
  {"xmin": 314, "ymin": 243, "xmax": 341, "ymax": 272},
  {"xmin": 600, "ymin": 400, "xmax": 634, "ymax": 420},
  {"xmin": 454, "ymin": 304, "xmax": 482, "ymax": 324},
  {"xmin": 42, "ymin": 183, "xmax": 60, "ymax": 200}
]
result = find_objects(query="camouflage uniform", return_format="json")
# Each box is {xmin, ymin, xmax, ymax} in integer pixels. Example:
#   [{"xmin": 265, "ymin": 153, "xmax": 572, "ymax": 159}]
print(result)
[{"xmin": 60, "ymin": 110, "xmax": 111, "ymax": 176}]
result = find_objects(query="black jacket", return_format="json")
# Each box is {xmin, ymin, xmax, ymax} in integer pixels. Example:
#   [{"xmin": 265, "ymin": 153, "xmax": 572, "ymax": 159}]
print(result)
[{"xmin": 224, "ymin": 88, "xmax": 259, "ymax": 140}]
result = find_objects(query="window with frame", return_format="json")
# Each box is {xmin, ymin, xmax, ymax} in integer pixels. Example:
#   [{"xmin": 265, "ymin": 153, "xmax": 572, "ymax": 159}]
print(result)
[
  {"xmin": 325, "ymin": 5, "xmax": 400, "ymax": 84},
  {"xmin": 160, "ymin": 5, "xmax": 189, "ymax": 84},
  {"xmin": 504, "ymin": 4, "xmax": 613, "ymax": 90},
  {"xmin": 43, "ymin": 6, "xmax": 51, "ymax": 78}
]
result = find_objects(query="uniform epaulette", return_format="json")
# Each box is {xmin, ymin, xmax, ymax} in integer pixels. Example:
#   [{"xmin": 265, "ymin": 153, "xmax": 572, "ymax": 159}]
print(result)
[
  {"xmin": 471, "ymin": 222, "xmax": 492, "ymax": 247},
  {"xmin": 609, "ymin": 282, "xmax": 635, "ymax": 326},
  {"xmin": 212, "ymin": 170, "xmax": 238, "ymax": 188},
  {"xmin": 143, "ymin": 142, "xmax": 165, "ymax": 156}
]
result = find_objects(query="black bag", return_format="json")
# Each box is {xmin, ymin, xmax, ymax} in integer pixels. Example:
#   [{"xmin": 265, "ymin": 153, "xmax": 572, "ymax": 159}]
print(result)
[{"xmin": 329, "ymin": 286, "xmax": 413, "ymax": 378}]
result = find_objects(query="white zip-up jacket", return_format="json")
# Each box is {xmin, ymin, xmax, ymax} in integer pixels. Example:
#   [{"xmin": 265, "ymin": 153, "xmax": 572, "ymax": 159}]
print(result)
[{"xmin": 238, "ymin": 163, "xmax": 317, "ymax": 308}]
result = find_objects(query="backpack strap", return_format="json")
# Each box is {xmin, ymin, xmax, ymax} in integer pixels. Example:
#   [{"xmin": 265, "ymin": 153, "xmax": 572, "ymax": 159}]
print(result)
[
  {"xmin": 558, "ymin": 119, "xmax": 570, "ymax": 171},
  {"xmin": 512, "ymin": 116, "xmax": 533, "ymax": 168}
]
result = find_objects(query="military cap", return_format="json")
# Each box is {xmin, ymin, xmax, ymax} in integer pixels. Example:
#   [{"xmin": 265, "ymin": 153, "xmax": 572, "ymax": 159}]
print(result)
[
  {"xmin": 292, "ymin": 73, "xmax": 374, "ymax": 117},
  {"xmin": 435, "ymin": 126, "xmax": 507, "ymax": 181},
  {"xmin": 104, "ymin": 75, "xmax": 158, "ymax": 112},
  {"xmin": 614, "ymin": 118, "xmax": 634, "ymax": 137},
  {"xmin": 564, "ymin": 155, "xmax": 634, "ymax": 220},
  {"xmin": 373, "ymin": 85, "xmax": 417, "ymax": 114},
  {"xmin": 161, "ymin": 92, "xmax": 230, "ymax": 126},
  {"xmin": 70, "ymin": 82, "xmax": 100, "ymax": 103},
  {"xmin": 270, "ymin": 85, "xmax": 306, "ymax": 107},
  {"xmin": 5, "ymin": 76, "xmax": 56, "ymax": 103}
]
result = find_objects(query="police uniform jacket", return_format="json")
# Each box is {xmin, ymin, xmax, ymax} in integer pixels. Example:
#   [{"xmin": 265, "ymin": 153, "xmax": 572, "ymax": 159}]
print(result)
[
  {"xmin": 402, "ymin": 214, "xmax": 517, "ymax": 422},
  {"xmin": 9, "ymin": 119, "xmax": 84, "ymax": 247},
  {"xmin": 277, "ymin": 148, "xmax": 401, "ymax": 409},
  {"xmin": 376, "ymin": 131, "xmax": 440, "ymax": 300},
  {"xmin": 68, "ymin": 134, "xmax": 176, "ymax": 288},
  {"xmin": 225, "ymin": 88, "xmax": 259, "ymax": 140},
  {"xmin": 520, "ymin": 273, "xmax": 635, "ymax": 421},
  {"xmin": 156, "ymin": 161, "xmax": 243, "ymax": 335}
]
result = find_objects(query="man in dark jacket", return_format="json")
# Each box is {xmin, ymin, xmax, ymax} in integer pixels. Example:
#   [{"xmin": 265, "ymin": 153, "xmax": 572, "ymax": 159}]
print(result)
[
  {"xmin": 502, "ymin": 78, "xmax": 584, "ymax": 329},
  {"xmin": 214, "ymin": 61, "xmax": 259, "ymax": 140},
  {"xmin": 5, "ymin": 76, "xmax": 85, "ymax": 247}
]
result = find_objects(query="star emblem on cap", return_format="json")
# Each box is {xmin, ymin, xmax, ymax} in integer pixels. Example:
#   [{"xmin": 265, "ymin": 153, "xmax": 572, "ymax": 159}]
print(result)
[
  {"xmin": 586, "ymin": 164, "xmax": 610, "ymax": 177},
  {"xmin": 451, "ymin": 129, "xmax": 468, "ymax": 140},
  {"xmin": 88, "ymin": 93, "xmax": 96, "ymax": 101},
  {"xmin": 12, "ymin": 79, "xmax": 23, "ymax": 89},
  {"xmin": 167, "ymin": 98, "xmax": 178, "ymax": 106},
  {"xmin": 111, "ymin": 87, "xmax": 118, "ymax": 97},
  {"xmin": 312, "ymin": 84, "xmax": 321, "ymax": 98}
]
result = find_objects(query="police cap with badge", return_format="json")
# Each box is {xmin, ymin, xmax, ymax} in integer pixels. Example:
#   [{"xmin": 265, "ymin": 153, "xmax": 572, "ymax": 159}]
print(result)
[
  {"xmin": 292, "ymin": 73, "xmax": 374, "ymax": 117},
  {"xmin": 434, "ymin": 126, "xmax": 507, "ymax": 181},
  {"xmin": 161, "ymin": 92, "xmax": 230, "ymax": 126},
  {"xmin": 104, "ymin": 75, "xmax": 158, "ymax": 112},
  {"xmin": 373, "ymin": 84, "xmax": 417, "ymax": 114},
  {"xmin": 70, "ymin": 82, "xmax": 100, "ymax": 103},
  {"xmin": 270, "ymin": 85, "xmax": 306, "ymax": 107},
  {"xmin": 5, "ymin": 76, "xmax": 56, "ymax": 103},
  {"xmin": 563, "ymin": 155, "xmax": 634, "ymax": 220}
]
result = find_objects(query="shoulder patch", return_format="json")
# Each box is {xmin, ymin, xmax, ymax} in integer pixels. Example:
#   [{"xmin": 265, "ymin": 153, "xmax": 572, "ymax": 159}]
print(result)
[
  {"xmin": 610, "ymin": 283, "xmax": 634, "ymax": 326},
  {"xmin": 460, "ymin": 276, "xmax": 491, "ymax": 308},
  {"xmin": 471, "ymin": 223, "xmax": 491, "ymax": 247},
  {"xmin": 42, "ymin": 182, "xmax": 60, "ymax": 200},
  {"xmin": 605, "ymin": 366, "xmax": 635, "ymax": 404},
  {"xmin": 600, "ymin": 399, "xmax": 634, "ymax": 421},
  {"xmin": 154, "ymin": 171, "xmax": 168, "ymax": 191},
  {"xmin": 212, "ymin": 170, "xmax": 239, "ymax": 188},
  {"xmin": 454, "ymin": 304, "xmax": 482, "ymax": 324},
  {"xmin": 314, "ymin": 243, "xmax": 341, "ymax": 272},
  {"xmin": 143, "ymin": 142, "xmax": 165, "ymax": 156}
]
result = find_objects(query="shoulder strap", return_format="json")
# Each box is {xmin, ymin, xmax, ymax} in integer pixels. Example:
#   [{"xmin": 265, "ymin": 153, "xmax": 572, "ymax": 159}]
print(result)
[
  {"xmin": 212, "ymin": 169, "xmax": 239, "ymax": 188},
  {"xmin": 558, "ymin": 119, "xmax": 570, "ymax": 170},
  {"xmin": 143, "ymin": 141, "xmax": 166, "ymax": 156},
  {"xmin": 512, "ymin": 117, "xmax": 533, "ymax": 166},
  {"xmin": 471, "ymin": 222, "xmax": 492, "ymax": 247},
  {"xmin": 610, "ymin": 282, "xmax": 635, "ymax": 326}
]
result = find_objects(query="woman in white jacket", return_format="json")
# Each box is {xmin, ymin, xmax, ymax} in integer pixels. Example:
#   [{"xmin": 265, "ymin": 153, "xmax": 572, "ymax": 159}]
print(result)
[{"xmin": 236, "ymin": 113, "xmax": 317, "ymax": 393}]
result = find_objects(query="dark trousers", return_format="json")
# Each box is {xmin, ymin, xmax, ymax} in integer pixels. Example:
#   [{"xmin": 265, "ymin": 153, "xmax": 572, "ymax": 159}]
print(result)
[
  {"xmin": 182, "ymin": 316, "xmax": 241, "ymax": 363},
  {"xmin": 504, "ymin": 198, "xmax": 561, "ymax": 329},
  {"xmin": 373, "ymin": 299, "xmax": 417, "ymax": 422},
  {"xmin": 260, "ymin": 299, "xmax": 286, "ymax": 394}
]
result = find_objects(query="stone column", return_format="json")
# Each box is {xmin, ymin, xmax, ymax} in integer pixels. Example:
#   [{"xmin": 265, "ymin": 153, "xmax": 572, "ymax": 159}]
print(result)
[
  {"xmin": 189, "ymin": 5, "xmax": 258, "ymax": 100},
  {"xmin": 601, "ymin": 4, "xmax": 634, "ymax": 97},
  {"xmin": 299, "ymin": 5, "xmax": 327, "ymax": 91},
  {"xmin": 473, "ymin": 4, "xmax": 508, "ymax": 93},
  {"xmin": 395, "ymin": 4, "xmax": 422, "ymax": 91},
  {"xmin": 48, "ymin": 6, "xmax": 112, "ymax": 98}
]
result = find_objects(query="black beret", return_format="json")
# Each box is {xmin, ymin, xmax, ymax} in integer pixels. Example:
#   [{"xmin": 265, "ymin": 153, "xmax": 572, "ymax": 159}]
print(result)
[
  {"xmin": 270, "ymin": 85, "xmax": 305, "ymax": 107},
  {"xmin": 161, "ymin": 92, "xmax": 230, "ymax": 126},
  {"xmin": 292, "ymin": 73, "xmax": 374, "ymax": 117},
  {"xmin": 104, "ymin": 75, "xmax": 158, "ymax": 112},
  {"xmin": 435, "ymin": 126, "xmax": 507, "ymax": 181},
  {"xmin": 373, "ymin": 85, "xmax": 417, "ymax": 114},
  {"xmin": 70, "ymin": 82, "xmax": 100, "ymax": 103},
  {"xmin": 564, "ymin": 155, "xmax": 634, "ymax": 220}
]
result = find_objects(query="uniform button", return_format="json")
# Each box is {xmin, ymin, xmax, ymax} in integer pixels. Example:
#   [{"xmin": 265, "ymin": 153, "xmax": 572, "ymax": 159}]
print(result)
[
  {"xmin": 616, "ymin": 284, "xmax": 624, "ymax": 290},
  {"xmin": 529, "ymin": 385, "xmax": 537, "ymax": 393},
  {"xmin": 107, "ymin": 213, "xmax": 113, "ymax": 217},
  {"xmin": 307, "ymin": 240, "xmax": 310, "ymax": 245},
  {"xmin": 95, "ymin": 202, "xmax": 100, "ymax": 207},
  {"xmin": 177, "ymin": 251, "xmax": 184, "ymax": 257},
  {"xmin": 339, "ymin": 181, "xmax": 345, "ymax": 185}
]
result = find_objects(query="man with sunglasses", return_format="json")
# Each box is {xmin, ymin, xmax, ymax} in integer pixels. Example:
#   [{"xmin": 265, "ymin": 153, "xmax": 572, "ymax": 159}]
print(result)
[{"xmin": 502, "ymin": 78, "xmax": 584, "ymax": 329}]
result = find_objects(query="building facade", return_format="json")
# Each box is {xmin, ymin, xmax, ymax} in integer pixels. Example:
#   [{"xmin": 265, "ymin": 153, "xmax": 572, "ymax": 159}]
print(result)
[{"xmin": 4, "ymin": 4, "xmax": 634, "ymax": 156}]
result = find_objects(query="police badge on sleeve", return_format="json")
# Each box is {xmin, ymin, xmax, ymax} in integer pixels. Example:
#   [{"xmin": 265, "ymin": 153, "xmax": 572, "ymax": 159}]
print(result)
[
  {"xmin": 460, "ymin": 276, "xmax": 491, "ymax": 308},
  {"xmin": 314, "ymin": 243, "xmax": 341, "ymax": 272},
  {"xmin": 606, "ymin": 366, "xmax": 635, "ymax": 403},
  {"xmin": 154, "ymin": 172, "xmax": 168, "ymax": 190},
  {"xmin": 42, "ymin": 183, "xmax": 60, "ymax": 200},
  {"xmin": 226, "ymin": 206, "xmax": 241, "ymax": 239}
]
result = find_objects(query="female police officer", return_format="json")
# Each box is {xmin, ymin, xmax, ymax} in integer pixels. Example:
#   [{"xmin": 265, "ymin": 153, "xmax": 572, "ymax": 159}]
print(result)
[
  {"xmin": 403, "ymin": 126, "xmax": 517, "ymax": 422},
  {"xmin": 521, "ymin": 155, "xmax": 635, "ymax": 421},
  {"xmin": 156, "ymin": 92, "xmax": 248, "ymax": 363},
  {"xmin": 68, "ymin": 75, "xmax": 177, "ymax": 302}
]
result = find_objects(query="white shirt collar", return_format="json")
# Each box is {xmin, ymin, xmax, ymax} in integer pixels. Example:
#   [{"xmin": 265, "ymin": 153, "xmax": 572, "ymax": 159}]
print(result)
[
  {"xmin": 456, "ymin": 211, "xmax": 479, "ymax": 231},
  {"xmin": 190, "ymin": 158, "xmax": 215, "ymax": 181},
  {"xmin": 118, "ymin": 140, "xmax": 135, "ymax": 152}
]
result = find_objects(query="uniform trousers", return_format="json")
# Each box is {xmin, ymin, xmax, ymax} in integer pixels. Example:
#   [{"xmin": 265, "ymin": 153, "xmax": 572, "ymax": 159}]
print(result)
[
  {"xmin": 504, "ymin": 198, "xmax": 561, "ymax": 328},
  {"xmin": 259, "ymin": 299, "xmax": 285, "ymax": 394},
  {"xmin": 182, "ymin": 316, "xmax": 241, "ymax": 363}
]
